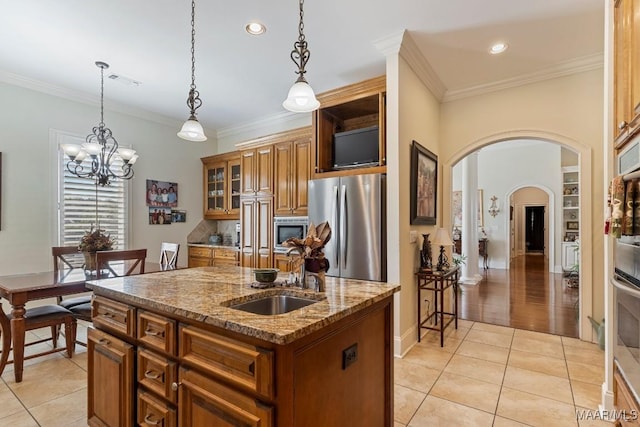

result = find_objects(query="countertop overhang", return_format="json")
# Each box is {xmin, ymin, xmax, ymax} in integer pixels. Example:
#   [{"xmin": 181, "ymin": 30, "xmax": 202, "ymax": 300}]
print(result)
[{"xmin": 86, "ymin": 266, "xmax": 400, "ymax": 345}]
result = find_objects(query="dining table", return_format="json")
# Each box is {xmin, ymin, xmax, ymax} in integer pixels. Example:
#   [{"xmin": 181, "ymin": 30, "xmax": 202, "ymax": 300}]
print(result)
[{"xmin": 0, "ymin": 261, "xmax": 174, "ymax": 383}]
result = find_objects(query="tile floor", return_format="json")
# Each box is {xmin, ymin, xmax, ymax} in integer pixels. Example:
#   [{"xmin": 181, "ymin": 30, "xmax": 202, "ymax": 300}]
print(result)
[
  {"xmin": 0, "ymin": 320, "xmax": 612, "ymax": 426},
  {"xmin": 395, "ymin": 320, "xmax": 612, "ymax": 427}
]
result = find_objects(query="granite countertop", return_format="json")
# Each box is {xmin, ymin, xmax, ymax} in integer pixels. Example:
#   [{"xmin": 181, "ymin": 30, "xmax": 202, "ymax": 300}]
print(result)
[{"xmin": 86, "ymin": 266, "xmax": 400, "ymax": 345}]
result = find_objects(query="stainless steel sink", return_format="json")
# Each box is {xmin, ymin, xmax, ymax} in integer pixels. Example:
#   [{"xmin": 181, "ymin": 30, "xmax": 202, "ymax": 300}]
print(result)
[{"xmin": 228, "ymin": 294, "xmax": 319, "ymax": 315}]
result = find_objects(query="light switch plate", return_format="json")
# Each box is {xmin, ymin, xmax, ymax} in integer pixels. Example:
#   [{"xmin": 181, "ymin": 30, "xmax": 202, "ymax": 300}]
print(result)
[{"xmin": 409, "ymin": 230, "xmax": 417, "ymax": 243}]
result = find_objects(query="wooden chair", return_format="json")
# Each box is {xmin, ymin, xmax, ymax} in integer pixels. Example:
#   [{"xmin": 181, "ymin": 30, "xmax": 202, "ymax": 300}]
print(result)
[
  {"xmin": 159, "ymin": 242, "xmax": 180, "ymax": 269},
  {"xmin": 53, "ymin": 246, "xmax": 91, "ymax": 310},
  {"xmin": 96, "ymin": 249, "xmax": 147, "ymax": 279},
  {"xmin": 0, "ymin": 302, "xmax": 76, "ymax": 377}
]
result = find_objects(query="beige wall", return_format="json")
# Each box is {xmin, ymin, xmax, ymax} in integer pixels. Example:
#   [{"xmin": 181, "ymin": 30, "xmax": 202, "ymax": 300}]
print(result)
[
  {"xmin": 439, "ymin": 69, "xmax": 605, "ymax": 340},
  {"xmin": 389, "ymin": 55, "xmax": 442, "ymax": 355}
]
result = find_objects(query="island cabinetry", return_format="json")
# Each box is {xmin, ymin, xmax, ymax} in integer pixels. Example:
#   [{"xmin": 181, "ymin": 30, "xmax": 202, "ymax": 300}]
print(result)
[
  {"xmin": 614, "ymin": 0, "xmax": 640, "ymax": 149},
  {"xmin": 240, "ymin": 197, "xmax": 273, "ymax": 268},
  {"xmin": 87, "ymin": 327, "xmax": 135, "ymax": 427},
  {"xmin": 273, "ymin": 128, "xmax": 312, "ymax": 216},
  {"xmin": 201, "ymin": 153, "xmax": 241, "ymax": 219},
  {"xmin": 312, "ymin": 75, "xmax": 386, "ymax": 178}
]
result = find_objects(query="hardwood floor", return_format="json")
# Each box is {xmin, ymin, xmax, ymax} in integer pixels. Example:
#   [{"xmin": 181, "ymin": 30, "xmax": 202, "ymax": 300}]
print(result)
[{"xmin": 458, "ymin": 254, "xmax": 579, "ymax": 337}]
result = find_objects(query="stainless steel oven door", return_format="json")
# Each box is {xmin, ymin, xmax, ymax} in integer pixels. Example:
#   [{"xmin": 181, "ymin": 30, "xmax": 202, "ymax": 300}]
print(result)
[
  {"xmin": 273, "ymin": 217, "xmax": 308, "ymax": 253},
  {"xmin": 612, "ymin": 276, "xmax": 640, "ymax": 404}
]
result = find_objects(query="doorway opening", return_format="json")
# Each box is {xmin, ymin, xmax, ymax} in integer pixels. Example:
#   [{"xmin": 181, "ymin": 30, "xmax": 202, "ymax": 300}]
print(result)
[{"xmin": 525, "ymin": 206, "xmax": 545, "ymax": 254}]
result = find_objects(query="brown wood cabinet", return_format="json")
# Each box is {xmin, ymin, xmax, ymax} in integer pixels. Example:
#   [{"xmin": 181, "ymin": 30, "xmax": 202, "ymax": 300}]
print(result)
[
  {"xmin": 240, "ymin": 145, "xmax": 273, "ymax": 197},
  {"xmin": 87, "ymin": 287, "xmax": 394, "ymax": 427},
  {"xmin": 201, "ymin": 153, "xmax": 241, "ymax": 219},
  {"xmin": 187, "ymin": 246, "xmax": 239, "ymax": 268},
  {"xmin": 88, "ymin": 327, "xmax": 135, "ymax": 427},
  {"xmin": 312, "ymin": 76, "xmax": 387, "ymax": 178},
  {"xmin": 273, "ymin": 128, "xmax": 312, "ymax": 216},
  {"xmin": 614, "ymin": 364, "xmax": 640, "ymax": 426},
  {"xmin": 240, "ymin": 197, "xmax": 273, "ymax": 268},
  {"xmin": 614, "ymin": 0, "xmax": 640, "ymax": 148}
]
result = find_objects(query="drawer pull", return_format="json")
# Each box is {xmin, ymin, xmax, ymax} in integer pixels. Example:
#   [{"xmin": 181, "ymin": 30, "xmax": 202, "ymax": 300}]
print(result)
[
  {"xmin": 97, "ymin": 338, "xmax": 110, "ymax": 346},
  {"xmin": 144, "ymin": 329, "xmax": 163, "ymax": 337},
  {"xmin": 171, "ymin": 382, "xmax": 181, "ymax": 391},
  {"xmin": 144, "ymin": 370, "xmax": 162, "ymax": 380},
  {"xmin": 144, "ymin": 414, "xmax": 160, "ymax": 426}
]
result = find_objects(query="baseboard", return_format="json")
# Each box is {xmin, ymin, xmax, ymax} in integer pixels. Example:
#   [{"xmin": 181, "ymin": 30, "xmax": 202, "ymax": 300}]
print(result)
[{"xmin": 394, "ymin": 326, "xmax": 418, "ymax": 357}]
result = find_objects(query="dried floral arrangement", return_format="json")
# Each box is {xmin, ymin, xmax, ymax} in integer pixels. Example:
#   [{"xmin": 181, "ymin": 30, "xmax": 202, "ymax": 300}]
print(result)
[
  {"xmin": 282, "ymin": 221, "xmax": 331, "ymax": 258},
  {"xmin": 78, "ymin": 226, "xmax": 115, "ymax": 252}
]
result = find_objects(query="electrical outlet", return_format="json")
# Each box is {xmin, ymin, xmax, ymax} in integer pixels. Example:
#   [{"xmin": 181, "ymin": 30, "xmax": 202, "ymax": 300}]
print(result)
[
  {"xmin": 409, "ymin": 230, "xmax": 417, "ymax": 243},
  {"xmin": 342, "ymin": 343, "xmax": 358, "ymax": 370}
]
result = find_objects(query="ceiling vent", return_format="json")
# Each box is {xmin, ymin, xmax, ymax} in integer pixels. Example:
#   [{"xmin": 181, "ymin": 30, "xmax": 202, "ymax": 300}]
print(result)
[{"xmin": 107, "ymin": 73, "xmax": 141, "ymax": 87}]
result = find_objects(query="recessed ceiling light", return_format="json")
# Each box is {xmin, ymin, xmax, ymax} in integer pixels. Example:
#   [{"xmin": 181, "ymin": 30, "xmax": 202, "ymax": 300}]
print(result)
[
  {"xmin": 246, "ymin": 21, "xmax": 266, "ymax": 35},
  {"xmin": 489, "ymin": 42, "xmax": 508, "ymax": 55}
]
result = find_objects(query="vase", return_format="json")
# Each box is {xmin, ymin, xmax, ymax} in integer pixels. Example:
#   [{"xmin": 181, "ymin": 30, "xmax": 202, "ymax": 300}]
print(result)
[
  {"xmin": 420, "ymin": 234, "xmax": 432, "ymax": 270},
  {"xmin": 83, "ymin": 251, "xmax": 108, "ymax": 274}
]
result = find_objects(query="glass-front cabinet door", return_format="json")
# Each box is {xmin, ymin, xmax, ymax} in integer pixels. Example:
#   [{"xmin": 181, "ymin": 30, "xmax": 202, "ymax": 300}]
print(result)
[{"xmin": 202, "ymin": 153, "xmax": 241, "ymax": 220}]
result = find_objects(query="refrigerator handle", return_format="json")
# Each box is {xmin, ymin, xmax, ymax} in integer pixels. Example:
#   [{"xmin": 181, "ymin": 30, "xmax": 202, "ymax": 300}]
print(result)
[
  {"xmin": 332, "ymin": 185, "xmax": 339, "ymax": 268},
  {"xmin": 340, "ymin": 184, "xmax": 347, "ymax": 269}
]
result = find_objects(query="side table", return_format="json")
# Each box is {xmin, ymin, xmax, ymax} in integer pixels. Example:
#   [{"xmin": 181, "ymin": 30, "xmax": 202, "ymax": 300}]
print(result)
[{"xmin": 416, "ymin": 267, "xmax": 459, "ymax": 347}]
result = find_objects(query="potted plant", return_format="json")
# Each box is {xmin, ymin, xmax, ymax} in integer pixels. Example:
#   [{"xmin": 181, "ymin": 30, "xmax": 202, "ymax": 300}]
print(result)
[{"xmin": 78, "ymin": 226, "xmax": 114, "ymax": 271}]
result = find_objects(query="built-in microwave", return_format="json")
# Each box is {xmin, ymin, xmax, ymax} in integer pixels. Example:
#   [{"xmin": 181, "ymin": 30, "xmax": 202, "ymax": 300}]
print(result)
[
  {"xmin": 273, "ymin": 216, "xmax": 308, "ymax": 253},
  {"xmin": 618, "ymin": 135, "xmax": 640, "ymax": 175}
]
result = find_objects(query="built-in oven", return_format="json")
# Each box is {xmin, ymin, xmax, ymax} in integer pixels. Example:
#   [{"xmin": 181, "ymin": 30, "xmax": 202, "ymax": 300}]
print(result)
[
  {"xmin": 273, "ymin": 216, "xmax": 308, "ymax": 253},
  {"xmin": 613, "ymin": 237, "xmax": 640, "ymax": 404}
]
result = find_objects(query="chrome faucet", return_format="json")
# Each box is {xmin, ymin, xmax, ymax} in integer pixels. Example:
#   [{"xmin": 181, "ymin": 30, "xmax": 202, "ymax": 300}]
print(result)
[{"xmin": 286, "ymin": 247, "xmax": 306, "ymax": 287}]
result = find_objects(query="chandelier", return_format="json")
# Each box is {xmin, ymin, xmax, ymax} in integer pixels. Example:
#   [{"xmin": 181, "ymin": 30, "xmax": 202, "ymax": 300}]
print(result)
[
  {"xmin": 282, "ymin": 0, "xmax": 320, "ymax": 113},
  {"xmin": 61, "ymin": 61, "xmax": 137, "ymax": 186},
  {"xmin": 177, "ymin": 0, "xmax": 207, "ymax": 141}
]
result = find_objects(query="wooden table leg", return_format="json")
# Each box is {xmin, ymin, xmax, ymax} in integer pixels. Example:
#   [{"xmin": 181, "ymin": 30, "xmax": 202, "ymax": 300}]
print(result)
[{"xmin": 10, "ymin": 304, "xmax": 26, "ymax": 383}]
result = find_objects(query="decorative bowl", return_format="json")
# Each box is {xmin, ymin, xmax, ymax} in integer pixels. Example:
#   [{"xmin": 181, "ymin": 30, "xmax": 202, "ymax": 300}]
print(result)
[{"xmin": 253, "ymin": 268, "xmax": 279, "ymax": 283}]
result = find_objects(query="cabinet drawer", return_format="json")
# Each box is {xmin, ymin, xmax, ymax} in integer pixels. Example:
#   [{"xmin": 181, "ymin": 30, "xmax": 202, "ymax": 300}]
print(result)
[
  {"xmin": 188, "ymin": 257, "xmax": 211, "ymax": 268},
  {"xmin": 189, "ymin": 247, "xmax": 213, "ymax": 258},
  {"xmin": 179, "ymin": 367, "xmax": 273, "ymax": 427},
  {"xmin": 138, "ymin": 349, "xmax": 178, "ymax": 404},
  {"xmin": 92, "ymin": 296, "xmax": 135, "ymax": 338},
  {"xmin": 179, "ymin": 325, "xmax": 274, "ymax": 398},
  {"xmin": 214, "ymin": 248, "xmax": 238, "ymax": 260},
  {"xmin": 138, "ymin": 310, "xmax": 177, "ymax": 355},
  {"xmin": 137, "ymin": 390, "xmax": 177, "ymax": 427}
]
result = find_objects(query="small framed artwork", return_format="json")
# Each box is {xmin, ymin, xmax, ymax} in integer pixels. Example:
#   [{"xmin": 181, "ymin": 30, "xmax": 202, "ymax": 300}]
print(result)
[
  {"xmin": 149, "ymin": 207, "xmax": 172, "ymax": 225},
  {"xmin": 410, "ymin": 140, "xmax": 437, "ymax": 225},
  {"xmin": 172, "ymin": 210, "xmax": 186, "ymax": 223},
  {"xmin": 146, "ymin": 179, "xmax": 178, "ymax": 207},
  {"xmin": 567, "ymin": 221, "xmax": 579, "ymax": 230}
]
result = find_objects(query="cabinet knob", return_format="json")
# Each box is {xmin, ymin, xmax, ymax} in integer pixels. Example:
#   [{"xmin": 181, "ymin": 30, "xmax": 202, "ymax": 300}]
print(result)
[
  {"xmin": 144, "ymin": 414, "xmax": 161, "ymax": 426},
  {"xmin": 619, "ymin": 120, "xmax": 628, "ymax": 130},
  {"xmin": 97, "ymin": 338, "xmax": 110, "ymax": 346},
  {"xmin": 171, "ymin": 382, "xmax": 181, "ymax": 391}
]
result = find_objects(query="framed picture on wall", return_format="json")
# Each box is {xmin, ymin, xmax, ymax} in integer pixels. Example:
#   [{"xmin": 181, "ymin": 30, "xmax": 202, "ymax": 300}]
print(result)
[
  {"xmin": 452, "ymin": 189, "xmax": 484, "ymax": 228},
  {"xmin": 146, "ymin": 179, "xmax": 178, "ymax": 207},
  {"xmin": 410, "ymin": 140, "xmax": 437, "ymax": 225}
]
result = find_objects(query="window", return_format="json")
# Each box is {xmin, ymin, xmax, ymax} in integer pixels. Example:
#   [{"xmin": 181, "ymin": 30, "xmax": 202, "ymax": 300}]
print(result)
[{"xmin": 56, "ymin": 132, "xmax": 129, "ymax": 249}]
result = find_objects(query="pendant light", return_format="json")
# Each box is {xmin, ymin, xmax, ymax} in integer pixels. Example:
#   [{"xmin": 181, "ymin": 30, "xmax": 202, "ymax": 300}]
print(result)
[
  {"xmin": 61, "ymin": 61, "xmax": 137, "ymax": 186},
  {"xmin": 282, "ymin": 0, "xmax": 320, "ymax": 113},
  {"xmin": 178, "ymin": 0, "xmax": 207, "ymax": 141}
]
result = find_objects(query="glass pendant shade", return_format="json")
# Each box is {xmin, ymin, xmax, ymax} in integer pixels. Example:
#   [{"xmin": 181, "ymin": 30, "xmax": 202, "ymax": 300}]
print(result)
[
  {"xmin": 177, "ymin": 117, "xmax": 207, "ymax": 142},
  {"xmin": 283, "ymin": 81, "xmax": 320, "ymax": 113}
]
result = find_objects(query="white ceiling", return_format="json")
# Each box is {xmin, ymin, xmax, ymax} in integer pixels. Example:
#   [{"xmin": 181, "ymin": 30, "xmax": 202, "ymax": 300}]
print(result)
[{"xmin": 0, "ymin": 0, "xmax": 604, "ymax": 136}]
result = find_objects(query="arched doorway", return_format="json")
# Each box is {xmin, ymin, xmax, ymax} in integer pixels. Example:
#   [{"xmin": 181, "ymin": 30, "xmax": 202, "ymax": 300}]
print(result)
[{"xmin": 445, "ymin": 131, "xmax": 591, "ymax": 339}]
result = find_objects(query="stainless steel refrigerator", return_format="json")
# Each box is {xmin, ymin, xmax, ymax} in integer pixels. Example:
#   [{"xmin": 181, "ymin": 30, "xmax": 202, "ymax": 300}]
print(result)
[{"xmin": 308, "ymin": 173, "xmax": 386, "ymax": 281}]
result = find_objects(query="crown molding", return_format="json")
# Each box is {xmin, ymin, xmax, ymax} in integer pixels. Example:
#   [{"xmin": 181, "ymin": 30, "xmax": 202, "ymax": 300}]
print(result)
[
  {"xmin": 374, "ymin": 30, "xmax": 447, "ymax": 101},
  {"xmin": 216, "ymin": 110, "xmax": 311, "ymax": 146},
  {"xmin": 442, "ymin": 52, "xmax": 604, "ymax": 102},
  {"xmin": 0, "ymin": 69, "xmax": 185, "ymax": 130}
]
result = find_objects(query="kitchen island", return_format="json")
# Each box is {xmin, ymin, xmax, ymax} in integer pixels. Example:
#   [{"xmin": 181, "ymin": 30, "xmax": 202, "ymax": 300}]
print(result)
[{"xmin": 85, "ymin": 266, "xmax": 400, "ymax": 427}]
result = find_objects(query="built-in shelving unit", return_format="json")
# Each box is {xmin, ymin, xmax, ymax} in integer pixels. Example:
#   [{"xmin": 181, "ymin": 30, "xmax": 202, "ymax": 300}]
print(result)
[{"xmin": 561, "ymin": 166, "xmax": 579, "ymax": 271}]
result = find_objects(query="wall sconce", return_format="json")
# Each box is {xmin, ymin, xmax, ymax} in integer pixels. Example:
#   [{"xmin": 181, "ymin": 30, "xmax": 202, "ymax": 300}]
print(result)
[{"xmin": 488, "ymin": 196, "xmax": 500, "ymax": 217}]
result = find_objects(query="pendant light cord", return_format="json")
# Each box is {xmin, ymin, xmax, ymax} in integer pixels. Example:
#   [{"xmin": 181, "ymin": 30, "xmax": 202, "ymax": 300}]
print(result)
[
  {"xmin": 99, "ymin": 64, "xmax": 105, "ymax": 127},
  {"xmin": 190, "ymin": 0, "xmax": 196, "ymax": 90}
]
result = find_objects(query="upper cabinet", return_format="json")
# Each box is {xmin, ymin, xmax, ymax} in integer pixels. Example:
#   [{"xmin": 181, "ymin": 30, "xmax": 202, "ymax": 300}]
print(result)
[
  {"xmin": 614, "ymin": 0, "xmax": 640, "ymax": 149},
  {"xmin": 312, "ymin": 76, "xmax": 386, "ymax": 178},
  {"xmin": 201, "ymin": 153, "xmax": 241, "ymax": 219},
  {"xmin": 240, "ymin": 145, "xmax": 273, "ymax": 197},
  {"xmin": 274, "ymin": 128, "xmax": 312, "ymax": 216}
]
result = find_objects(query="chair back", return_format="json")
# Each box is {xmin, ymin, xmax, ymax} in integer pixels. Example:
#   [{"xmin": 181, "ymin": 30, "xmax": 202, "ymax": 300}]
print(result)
[
  {"xmin": 96, "ymin": 249, "xmax": 147, "ymax": 279},
  {"xmin": 52, "ymin": 246, "xmax": 83, "ymax": 273},
  {"xmin": 159, "ymin": 242, "xmax": 180, "ymax": 269}
]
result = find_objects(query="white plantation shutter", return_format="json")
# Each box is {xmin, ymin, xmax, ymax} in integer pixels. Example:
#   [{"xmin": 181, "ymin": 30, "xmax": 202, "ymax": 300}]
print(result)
[{"xmin": 57, "ymin": 135, "xmax": 128, "ymax": 249}]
